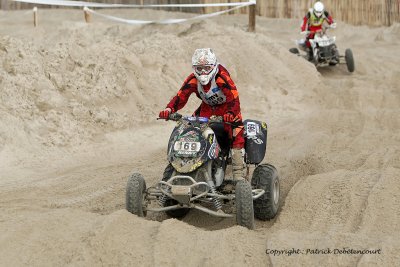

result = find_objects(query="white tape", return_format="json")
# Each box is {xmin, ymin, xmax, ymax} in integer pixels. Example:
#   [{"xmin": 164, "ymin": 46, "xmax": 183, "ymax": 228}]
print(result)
[
  {"xmin": 13, "ymin": 0, "xmax": 256, "ymax": 8},
  {"xmin": 84, "ymin": 4, "xmax": 251, "ymax": 25}
]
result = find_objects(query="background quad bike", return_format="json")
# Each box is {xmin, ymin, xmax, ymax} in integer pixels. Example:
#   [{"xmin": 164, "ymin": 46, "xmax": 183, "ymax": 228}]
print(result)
[{"xmin": 289, "ymin": 27, "xmax": 355, "ymax": 73}]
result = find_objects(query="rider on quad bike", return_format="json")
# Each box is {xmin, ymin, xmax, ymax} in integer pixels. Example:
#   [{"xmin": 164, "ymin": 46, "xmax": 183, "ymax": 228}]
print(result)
[
  {"xmin": 126, "ymin": 48, "xmax": 280, "ymax": 228},
  {"xmin": 159, "ymin": 48, "xmax": 245, "ymax": 182},
  {"xmin": 300, "ymin": 1, "xmax": 337, "ymax": 61}
]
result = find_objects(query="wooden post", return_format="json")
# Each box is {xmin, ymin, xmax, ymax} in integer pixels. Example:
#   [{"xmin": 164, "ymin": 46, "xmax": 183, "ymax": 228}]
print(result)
[
  {"xmin": 33, "ymin": 7, "xmax": 37, "ymax": 27},
  {"xmin": 83, "ymin": 6, "xmax": 91, "ymax": 23},
  {"xmin": 248, "ymin": 1, "xmax": 256, "ymax": 32}
]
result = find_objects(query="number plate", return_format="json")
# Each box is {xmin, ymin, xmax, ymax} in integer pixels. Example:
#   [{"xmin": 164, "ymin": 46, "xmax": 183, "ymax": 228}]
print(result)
[
  {"xmin": 174, "ymin": 141, "xmax": 201, "ymax": 152},
  {"xmin": 246, "ymin": 122, "xmax": 259, "ymax": 136}
]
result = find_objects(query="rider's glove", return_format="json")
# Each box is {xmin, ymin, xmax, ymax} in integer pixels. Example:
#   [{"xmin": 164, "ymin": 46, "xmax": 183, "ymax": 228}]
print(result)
[
  {"xmin": 159, "ymin": 108, "xmax": 172, "ymax": 119},
  {"xmin": 330, "ymin": 22, "xmax": 337, "ymax": 29},
  {"xmin": 223, "ymin": 112, "xmax": 236, "ymax": 123}
]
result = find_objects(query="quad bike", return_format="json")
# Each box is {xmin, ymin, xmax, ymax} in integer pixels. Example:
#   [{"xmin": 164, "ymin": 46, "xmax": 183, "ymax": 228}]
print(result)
[
  {"xmin": 289, "ymin": 25, "xmax": 355, "ymax": 73},
  {"xmin": 126, "ymin": 113, "xmax": 280, "ymax": 229}
]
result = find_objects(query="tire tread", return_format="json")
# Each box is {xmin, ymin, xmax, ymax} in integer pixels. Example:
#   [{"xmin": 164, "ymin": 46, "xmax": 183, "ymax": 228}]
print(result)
[
  {"xmin": 345, "ymin": 49, "xmax": 355, "ymax": 73},
  {"xmin": 251, "ymin": 164, "xmax": 279, "ymax": 221},
  {"xmin": 236, "ymin": 180, "xmax": 255, "ymax": 229},
  {"xmin": 126, "ymin": 173, "xmax": 146, "ymax": 217}
]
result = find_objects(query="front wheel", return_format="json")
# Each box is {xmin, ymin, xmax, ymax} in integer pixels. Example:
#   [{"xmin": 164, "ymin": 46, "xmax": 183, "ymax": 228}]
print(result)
[
  {"xmin": 235, "ymin": 180, "xmax": 255, "ymax": 229},
  {"xmin": 251, "ymin": 164, "xmax": 280, "ymax": 220},
  {"xmin": 126, "ymin": 173, "xmax": 147, "ymax": 217},
  {"xmin": 345, "ymin": 48, "xmax": 355, "ymax": 72}
]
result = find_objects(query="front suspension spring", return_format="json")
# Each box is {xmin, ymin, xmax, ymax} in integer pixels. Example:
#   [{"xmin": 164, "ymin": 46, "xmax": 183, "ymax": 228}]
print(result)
[
  {"xmin": 158, "ymin": 187, "xmax": 169, "ymax": 206},
  {"xmin": 158, "ymin": 194, "xmax": 168, "ymax": 206},
  {"xmin": 210, "ymin": 185, "xmax": 222, "ymax": 210}
]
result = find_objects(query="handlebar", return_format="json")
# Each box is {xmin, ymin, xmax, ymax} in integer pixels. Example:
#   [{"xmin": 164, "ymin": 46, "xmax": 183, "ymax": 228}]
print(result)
[
  {"xmin": 300, "ymin": 24, "xmax": 336, "ymax": 35},
  {"xmin": 301, "ymin": 29, "xmax": 324, "ymax": 35},
  {"xmin": 158, "ymin": 113, "xmax": 237, "ymax": 126}
]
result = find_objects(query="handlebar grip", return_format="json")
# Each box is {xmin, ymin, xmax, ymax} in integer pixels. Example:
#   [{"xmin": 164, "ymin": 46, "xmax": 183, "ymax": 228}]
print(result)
[
  {"xmin": 209, "ymin": 115, "xmax": 223, "ymax": 123},
  {"xmin": 168, "ymin": 113, "xmax": 182, "ymax": 121}
]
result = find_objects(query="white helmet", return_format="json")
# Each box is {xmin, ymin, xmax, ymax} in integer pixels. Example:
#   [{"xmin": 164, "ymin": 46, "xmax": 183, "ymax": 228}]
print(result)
[
  {"xmin": 313, "ymin": 1, "xmax": 324, "ymax": 18},
  {"xmin": 192, "ymin": 48, "xmax": 218, "ymax": 85}
]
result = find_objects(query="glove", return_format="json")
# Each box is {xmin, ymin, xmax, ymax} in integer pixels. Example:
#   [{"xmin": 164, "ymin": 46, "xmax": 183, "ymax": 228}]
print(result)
[
  {"xmin": 223, "ymin": 112, "xmax": 235, "ymax": 123},
  {"xmin": 159, "ymin": 108, "xmax": 172, "ymax": 119},
  {"xmin": 330, "ymin": 22, "xmax": 337, "ymax": 29}
]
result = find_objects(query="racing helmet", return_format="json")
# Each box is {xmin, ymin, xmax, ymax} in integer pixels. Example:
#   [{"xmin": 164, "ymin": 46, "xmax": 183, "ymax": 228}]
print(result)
[
  {"xmin": 313, "ymin": 1, "xmax": 324, "ymax": 18},
  {"xmin": 192, "ymin": 48, "xmax": 218, "ymax": 85}
]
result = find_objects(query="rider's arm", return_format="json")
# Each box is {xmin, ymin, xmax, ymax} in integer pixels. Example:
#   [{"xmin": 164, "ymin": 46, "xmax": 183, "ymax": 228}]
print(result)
[
  {"xmin": 324, "ymin": 11, "xmax": 334, "ymax": 24},
  {"xmin": 301, "ymin": 12, "xmax": 311, "ymax": 32},
  {"xmin": 166, "ymin": 74, "xmax": 197, "ymax": 112},
  {"xmin": 218, "ymin": 66, "xmax": 242, "ymax": 120}
]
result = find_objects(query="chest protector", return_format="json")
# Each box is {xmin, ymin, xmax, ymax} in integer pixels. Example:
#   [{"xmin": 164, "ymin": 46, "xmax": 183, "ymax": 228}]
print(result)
[
  {"xmin": 197, "ymin": 75, "xmax": 226, "ymax": 106},
  {"xmin": 309, "ymin": 10, "xmax": 326, "ymax": 27}
]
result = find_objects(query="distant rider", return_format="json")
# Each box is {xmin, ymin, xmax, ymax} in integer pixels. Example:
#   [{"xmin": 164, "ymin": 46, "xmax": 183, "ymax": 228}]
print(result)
[
  {"xmin": 301, "ymin": 1, "xmax": 336, "ymax": 60},
  {"xmin": 159, "ymin": 48, "xmax": 245, "ymax": 181}
]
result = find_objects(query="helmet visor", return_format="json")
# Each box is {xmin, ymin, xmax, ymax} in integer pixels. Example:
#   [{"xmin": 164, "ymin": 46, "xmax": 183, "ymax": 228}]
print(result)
[{"xmin": 194, "ymin": 65, "xmax": 214, "ymax": 75}]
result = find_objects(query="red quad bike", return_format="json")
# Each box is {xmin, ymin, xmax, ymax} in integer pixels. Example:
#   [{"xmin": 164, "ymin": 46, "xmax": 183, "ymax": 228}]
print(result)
[
  {"xmin": 289, "ymin": 25, "xmax": 355, "ymax": 73},
  {"xmin": 126, "ymin": 113, "xmax": 280, "ymax": 229}
]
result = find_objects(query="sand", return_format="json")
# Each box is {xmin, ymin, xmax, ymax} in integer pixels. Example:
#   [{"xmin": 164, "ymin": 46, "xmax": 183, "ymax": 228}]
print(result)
[{"xmin": 0, "ymin": 8, "xmax": 399, "ymax": 266}]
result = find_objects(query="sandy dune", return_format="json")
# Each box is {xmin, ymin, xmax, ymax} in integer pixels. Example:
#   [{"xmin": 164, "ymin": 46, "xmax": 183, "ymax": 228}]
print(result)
[{"xmin": 0, "ymin": 9, "xmax": 399, "ymax": 266}]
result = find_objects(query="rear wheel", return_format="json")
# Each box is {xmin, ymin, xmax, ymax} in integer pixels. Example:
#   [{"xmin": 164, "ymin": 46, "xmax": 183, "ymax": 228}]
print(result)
[
  {"xmin": 126, "ymin": 173, "xmax": 147, "ymax": 217},
  {"xmin": 235, "ymin": 180, "xmax": 255, "ymax": 229},
  {"xmin": 345, "ymin": 48, "xmax": 355, "ymax": 72},
  {"xmin": 162, "ymin": 164, "xmax": 190, "ymax": 218},
  {"xmin": 251, "ymin": 164, "xmax": 280, "ymax": 220}
]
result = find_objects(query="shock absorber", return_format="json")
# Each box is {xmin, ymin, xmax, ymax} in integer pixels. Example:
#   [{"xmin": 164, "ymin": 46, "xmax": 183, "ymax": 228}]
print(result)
[
  {"xmin": 158, "ymin": 191, "xmax": 168, "ymax": 207},
  {"xmin": 158, "ymin": 183, "xmax": 171, "ymax": 207},
  {"xmin": 203, "ymin": 162, "xmax": 222, "ymax": 211},
  {"xmin": 209, "ymin": 185, "xmax": 222, "ymax": 210}
]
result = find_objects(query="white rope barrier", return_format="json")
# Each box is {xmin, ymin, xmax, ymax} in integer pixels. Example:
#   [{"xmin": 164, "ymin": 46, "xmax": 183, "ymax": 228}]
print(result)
[
  {"xmin": 12, "ymin": 0, "xmax": 256, "ymax": 25},
  {"xmin": 83, "ymin": 4, "xmax": 252, "ymax": 25},
  {"xmin": 13, "ymin": 0, "xmax": 255, "ymax": 8}
]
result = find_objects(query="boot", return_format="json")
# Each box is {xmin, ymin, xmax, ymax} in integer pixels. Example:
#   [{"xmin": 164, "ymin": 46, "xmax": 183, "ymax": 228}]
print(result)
[
  {"xmin": 307, "ymin": 48, "xmax": 313, "ymax": 61},
  {"xmin": 231, "ymin": 148, "xmax": 245, "ymax": 181}
]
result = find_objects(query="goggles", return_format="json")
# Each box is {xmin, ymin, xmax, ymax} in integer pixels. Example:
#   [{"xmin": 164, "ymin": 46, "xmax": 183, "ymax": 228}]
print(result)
[
  {"xmin": 194, "ymin": 65, "xmax": 214, "ymax": 75},
  {"xmin": 314, "ymin": 11, "xmax": 323, "ymax": 17}
]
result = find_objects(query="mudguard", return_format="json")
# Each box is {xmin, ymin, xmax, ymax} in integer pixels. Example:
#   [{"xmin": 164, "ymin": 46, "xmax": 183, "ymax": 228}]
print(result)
[{"xmin": 243, "ymin": 119, "xmax": 267, "ymax": 164}]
